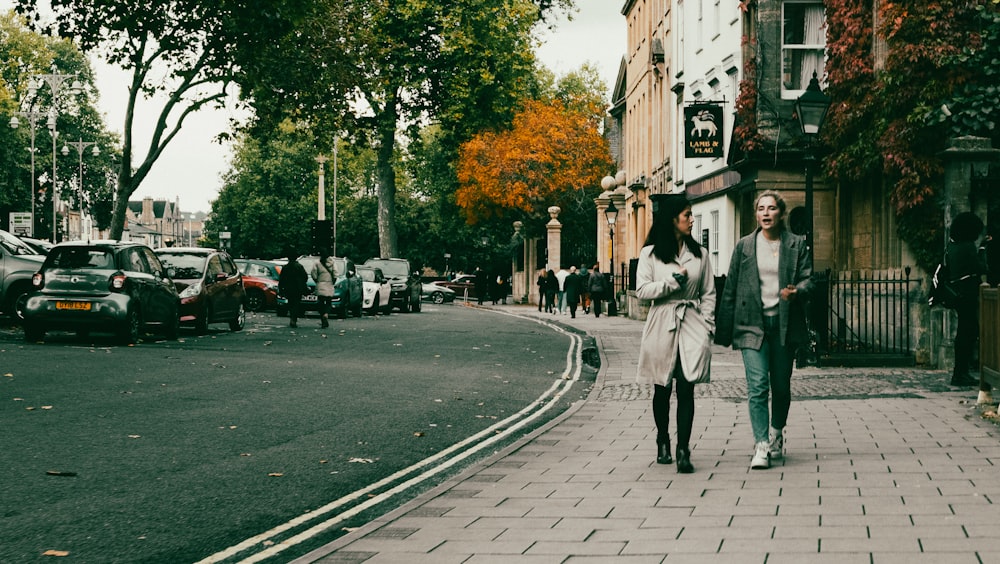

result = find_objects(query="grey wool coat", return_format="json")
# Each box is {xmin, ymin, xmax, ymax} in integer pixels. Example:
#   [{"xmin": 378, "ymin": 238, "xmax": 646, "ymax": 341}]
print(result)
[
  {"xmin": 635, "ymin": 243, "xmax": 716, "ymax": 388},
  {"xmin": 715, "ymin": 228, "xmax": 814, "ymax": 350}
]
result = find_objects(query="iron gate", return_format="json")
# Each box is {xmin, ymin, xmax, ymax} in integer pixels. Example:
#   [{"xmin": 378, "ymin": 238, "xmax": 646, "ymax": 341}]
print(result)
[{"xmin": 812, "ymin": 267, "xmax": 916, "ymax": 366}]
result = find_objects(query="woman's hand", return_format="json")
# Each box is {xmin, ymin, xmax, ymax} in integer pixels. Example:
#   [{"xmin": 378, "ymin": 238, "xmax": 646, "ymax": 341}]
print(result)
[{"xmin": 780, "ymin": 284, "xmax": 797, "ymax": 301}]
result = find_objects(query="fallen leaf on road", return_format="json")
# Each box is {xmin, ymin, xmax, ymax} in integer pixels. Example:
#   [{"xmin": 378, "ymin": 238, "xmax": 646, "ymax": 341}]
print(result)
[
  {"xmin": 262, "ymin": 540, "xmax": 275, "ymax": 547},
  {"xmin": 348, "ymin": 457, "xmax": 375, "ymax": 464},
  {"xmin": 25, "ymin": 406, "xmax": 35, "ymax": 411},
  {"xmin": 41, "ymin": 406, "xmax": 53, "ymax": 410},
  {"xmin": 128, "ymin": 435, "xmax": 141, "ymax": 439},
  {"xmin": 4, "ymin": 373, "xmax": 12, "ymax": 377},
  {"xmin": 268, "ymin": 473, "xmax": 284, "ymax": 477},
  {"xmin": 241, "ymin": 453, "xmax": 252, "ymax": 457},
  {"xmin": 46, "ymin": 471, "xmax": 77, "ymax": 477},
  {"xmin": 42, "ymin": 550, "xmax": 69, "ymax": 557},
  {"xmin": 413, "ymin": 432, "xmax": 425, "ymax": 437}
]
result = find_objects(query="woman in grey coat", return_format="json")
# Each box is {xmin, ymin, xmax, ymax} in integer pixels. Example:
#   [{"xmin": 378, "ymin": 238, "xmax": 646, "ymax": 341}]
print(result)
[
  {"xmin": 715, "ymin": 190, "xmax": 813, "ymax": 470},
  {"xmin": 310, "ymin": 250, "xmax": 339, "ymax": 328},
  {"xmin": 635, "ymin": 193, "xmax": 715, "ymax": 473}
]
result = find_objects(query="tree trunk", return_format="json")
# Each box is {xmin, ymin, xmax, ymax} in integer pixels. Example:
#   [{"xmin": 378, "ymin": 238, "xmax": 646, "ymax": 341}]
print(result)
[{"xmin": 375, "ymin": 93, "xmax": 399, "ymax": 258}]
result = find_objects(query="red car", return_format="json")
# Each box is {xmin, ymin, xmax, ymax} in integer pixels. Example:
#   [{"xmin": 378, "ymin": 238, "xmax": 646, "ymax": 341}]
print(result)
[
  {"xmin": 155, "ymin": 247, "xmax": 245, "ymax": 334},
  {"xmin": 241, "ymin": 273, "xmax": 278, "ymax": 312}
]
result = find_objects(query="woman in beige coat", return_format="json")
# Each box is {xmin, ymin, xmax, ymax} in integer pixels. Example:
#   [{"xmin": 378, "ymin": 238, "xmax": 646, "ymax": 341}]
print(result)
[{"xmin": 636, "ymin": 193, "xmax": 716, "ymax": 473}]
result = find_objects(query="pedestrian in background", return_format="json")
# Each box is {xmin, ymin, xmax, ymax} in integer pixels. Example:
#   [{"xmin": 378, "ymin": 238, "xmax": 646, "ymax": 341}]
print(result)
[
  {"xmin": 635, "ymin": 193, "xmax": 715, "ymax": 474},
  {"xmin": 579, "ymin": 266, "xmax": 591, "ymax": 313},
  {"xmin": 543, "ymin": 269, "xmax": 558, "ymax": 313},
  {"xmin": 715, "ymin": 190, "xmax": 813, "ymax": 470},
  {"xmin": 588, "ymin": 264, "xmax": 606, "ymax": 317},
  {"xmin": 277, "ymin": 249, "xmax": 308, "ymax": 328},
  {"xmin": 947, "ymin": 211, "xmax": 987, "ymax": 388},
  {"xmin": 310, "ymin": 250, "xmax": 339, "ymax": 328},
  {"xmin": 491, "ymin": 273, "xmax": 508, "ymax": 305},
  {"xmin": 555, "ymin": 266, "xmax": 569, "ymax": 314},
  {"xmin": 536, "ymin": 269, "xmax": 548, "ymax": 312},
  {"xmin": 475, "ymin": 266, "xmax": 488, "ymax": 305},
  {"xmin": 564, "ymin": 266, "xmax": 583, "ymax": 318}
]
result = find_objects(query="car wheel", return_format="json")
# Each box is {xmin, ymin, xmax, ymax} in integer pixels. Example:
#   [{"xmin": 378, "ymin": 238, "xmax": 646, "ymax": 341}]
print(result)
[
  {"xmin": 23, "ymin": 323, "xmax": 44, "ymax": 342},
  {"xmin": 119, "ymin": 308, "xmax": 140, "ymax": 345},
  {"xmin": 165, "ymin": 302, "xmax": 180, "ymax": 340},
  {"xmin": 8, "ymin": 283, "xmax": 30, "ymax": 322},
  {"xmin": 432, "ymin": 291, "xmax": 445, "ymax": 305},
  {"xmin": 367, "ymin": 297, "xmax": 378, "ymax": 316},
  {"xmin": 229, "ymin": 303, "xmax": 245, "ymax": 332},
  {"xmin": 245, "ymin": 289, "xmax": 266, "ymax": 312},
  {"xmin": 195, "ymin": 305, "xmax": 210, "ymax": 335}
]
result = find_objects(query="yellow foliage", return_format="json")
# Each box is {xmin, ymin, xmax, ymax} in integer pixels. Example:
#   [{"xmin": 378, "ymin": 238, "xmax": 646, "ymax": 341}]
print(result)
[{"xmin": 456, "ymin": 99, "xmax": 612, "ymax": 223}]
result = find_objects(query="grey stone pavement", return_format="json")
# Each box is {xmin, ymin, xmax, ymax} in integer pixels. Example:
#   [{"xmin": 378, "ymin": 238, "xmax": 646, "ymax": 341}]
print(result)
[{"xmin": 296, "ymin": 303, "xmax": 1000, "ymax": 564}]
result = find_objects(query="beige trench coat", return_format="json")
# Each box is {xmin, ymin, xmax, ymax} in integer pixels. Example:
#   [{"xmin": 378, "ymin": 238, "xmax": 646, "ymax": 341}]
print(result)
[{"xmin": 635, "ymin": 244, "xmax": 716, "ymax": 387}]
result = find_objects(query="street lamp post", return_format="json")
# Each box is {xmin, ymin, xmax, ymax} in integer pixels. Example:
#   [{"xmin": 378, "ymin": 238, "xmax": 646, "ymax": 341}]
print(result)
[
  {"xmin": 604, "ymin": 199, "xmax": 619, "ymax": 316},
  {"xmin": 8, "ymin": 110, "xmax": 45, "ymax": 237},
  {"xmin": 794, "ymin": 71, "xmax": 832, "ymax": 260},
  {"xmin": 33, "ymin": 66, "xmax": 82, "ymax": 242},
  {"xmin": 61, "ymin": 139, "xmax": 100, "ymax": 240}
]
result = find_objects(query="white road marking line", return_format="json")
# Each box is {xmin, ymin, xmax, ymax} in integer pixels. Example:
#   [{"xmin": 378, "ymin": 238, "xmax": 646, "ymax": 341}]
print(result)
[{"xmin": 197, "ymin": 313, "xmax": 583, "ymax": 563}]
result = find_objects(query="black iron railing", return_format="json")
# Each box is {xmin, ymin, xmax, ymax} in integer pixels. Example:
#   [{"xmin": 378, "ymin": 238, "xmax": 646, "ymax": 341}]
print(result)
[{"xmin": 812, "ymin": 267, "xmax": 915, "ymax": 366}]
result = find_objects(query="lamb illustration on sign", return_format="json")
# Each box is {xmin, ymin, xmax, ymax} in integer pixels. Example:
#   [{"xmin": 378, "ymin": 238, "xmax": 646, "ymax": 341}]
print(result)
[{"xmin": 690, "ymin": 110, "xmax": 717, "ymax": 137}]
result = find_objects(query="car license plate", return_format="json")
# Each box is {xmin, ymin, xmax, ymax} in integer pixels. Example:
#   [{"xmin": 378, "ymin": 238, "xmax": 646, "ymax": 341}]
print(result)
[
  {"xmin": 303, "ymin": 295, "xmax": 318, "ymax": 302},
  {"xmin": 56, "ymin": 301, "xmax": 91, "ymax": 311}
]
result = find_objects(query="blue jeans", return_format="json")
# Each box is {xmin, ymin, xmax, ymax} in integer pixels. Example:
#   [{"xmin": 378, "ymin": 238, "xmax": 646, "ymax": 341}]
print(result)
[{"xmin": 741, "ymin": 315, "xmax": 793, "ymax": 443}]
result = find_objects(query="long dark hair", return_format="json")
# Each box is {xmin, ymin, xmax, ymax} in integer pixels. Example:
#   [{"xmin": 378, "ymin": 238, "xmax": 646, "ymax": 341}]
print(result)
[{"xmin": 644, "ymin": 201, "xmax": 701, "ymax": 264}]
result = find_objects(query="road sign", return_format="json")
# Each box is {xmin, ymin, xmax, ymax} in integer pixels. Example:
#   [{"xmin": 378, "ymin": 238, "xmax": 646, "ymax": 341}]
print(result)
[{"xmin": 9, "ymin": 212, "xmax": 32, "ymax": 237}]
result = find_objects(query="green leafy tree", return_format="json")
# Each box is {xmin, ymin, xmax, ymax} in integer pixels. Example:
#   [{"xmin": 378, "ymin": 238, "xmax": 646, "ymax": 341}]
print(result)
[
  {"xmin": 12, "ymin": 0, "xmax": 325, "ymax": 240},
  {"xmin": 272, "ymin": 0, "xmax": 569, "ymax": 260},
  {"xmin": 1, "ymin": 11, "xmax": 120, "ymax": 240}
]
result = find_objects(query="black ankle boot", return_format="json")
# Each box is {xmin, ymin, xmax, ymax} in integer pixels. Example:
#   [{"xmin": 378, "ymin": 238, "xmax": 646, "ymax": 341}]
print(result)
[
  {"xmin": 656, "ymin": 441, "xmax": 673, "ymax": 464},
  {"xmin": 676, "ymin": 446, "xmax": 694, "ymax": 473}
]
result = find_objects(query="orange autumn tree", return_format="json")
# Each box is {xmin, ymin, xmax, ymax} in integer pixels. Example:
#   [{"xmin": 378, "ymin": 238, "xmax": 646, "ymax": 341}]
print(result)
[{"xmin": 456, "ymin": 98, "xmax": 612, "ymax": 224}]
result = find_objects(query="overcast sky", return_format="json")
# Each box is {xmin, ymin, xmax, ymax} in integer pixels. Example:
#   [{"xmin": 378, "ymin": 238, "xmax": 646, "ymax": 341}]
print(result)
[{"xmin": 8, "ymin": 0, "xmax": 626, "ymax": 214}]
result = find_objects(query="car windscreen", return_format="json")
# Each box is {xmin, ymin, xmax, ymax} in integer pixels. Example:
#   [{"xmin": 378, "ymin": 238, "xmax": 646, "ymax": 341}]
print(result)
[
  {"xmin": 369, "ymin": 260, "xmax": 407, "ymax": 278},
  {"xmin": 0, "ymin": 230, "xmax": 40, "ymax": 256},
  {"xmin": 45, "ymin": 248, "xmax": 115, "ymax": 269},
  {"xmin": 157, "ymin": 253, "xmax": 207, "ymax": 279}
]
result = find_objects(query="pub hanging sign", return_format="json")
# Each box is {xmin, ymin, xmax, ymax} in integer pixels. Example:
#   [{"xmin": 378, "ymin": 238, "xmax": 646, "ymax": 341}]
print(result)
[{"xmin": 684, "ymin": 103, "xmax": 724, "ymax": 158}]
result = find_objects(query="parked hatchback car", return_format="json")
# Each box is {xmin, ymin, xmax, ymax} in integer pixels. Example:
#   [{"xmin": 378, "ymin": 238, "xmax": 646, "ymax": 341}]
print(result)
[
  {"xmin": 275, "ymin": 256, "xmax": 363, "ymax": 319},
  {"xmin": 234, "ymin": 259, "xmax": 279, "ymax": 312},
  {"xmin": 363, "ymin": 258, "xmax": 421, "ymax": 312},
  {"xmin": 357, "ymin": 265, "xmax": 392, "ymax": 315},
  {"xmin": 155, "ymin": 247, "xmax": 245, "ymax": 334},
  {"xmin": 23, "ymin": 241, "xmax": 180, "ymax": 344},
  {"xmin": 0, "ymin": 229, "xmax": 45, "ymax": 320}
]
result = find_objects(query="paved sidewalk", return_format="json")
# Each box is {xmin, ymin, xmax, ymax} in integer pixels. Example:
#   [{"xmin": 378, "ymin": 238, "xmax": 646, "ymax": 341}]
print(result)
[{"xmin": 296, "ymin": 304, "xmax": 1000, "ymax": 564}]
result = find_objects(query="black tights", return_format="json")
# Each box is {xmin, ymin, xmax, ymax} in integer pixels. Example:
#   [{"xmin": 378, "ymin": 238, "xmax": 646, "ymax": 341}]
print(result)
[{"xmin": 653, "ymin": 365, "xmax": 695, "ymax": 449}]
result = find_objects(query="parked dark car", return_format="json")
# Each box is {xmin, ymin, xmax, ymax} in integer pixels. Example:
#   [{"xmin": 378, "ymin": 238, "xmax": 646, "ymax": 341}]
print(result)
[
  {"xmin": 275, "ymin": 256, "xmax": 363, "ymax": 319},
  {"xmin": 18, "ymin": 236, "xmax": 54, "ymax": 255},
  {"xmin": 0, "ymin": 229, "xmax": 45, "ymax": 320},
  {"xmin": 22, "ymin": 241, "xmax": 180, "ymax": 344},
  {"xmin": 363, "ymin": 258, "xmax": 421, "ymax": 312},
  {"xmin": 155, "ymin": 247, "xmax": 245, "ymax": 334}
]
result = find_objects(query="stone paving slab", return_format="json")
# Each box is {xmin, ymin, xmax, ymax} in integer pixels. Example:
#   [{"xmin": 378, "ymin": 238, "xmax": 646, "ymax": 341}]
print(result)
[{"xmin": 296, "ymin": 305, "xmax": 1000, "ymax": 563}]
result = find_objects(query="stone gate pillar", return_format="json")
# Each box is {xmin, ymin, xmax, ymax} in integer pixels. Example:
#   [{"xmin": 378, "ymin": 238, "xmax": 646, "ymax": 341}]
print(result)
[{"xmin": 546, "ymin": 206, "xmax": 562, "ymax": 272}]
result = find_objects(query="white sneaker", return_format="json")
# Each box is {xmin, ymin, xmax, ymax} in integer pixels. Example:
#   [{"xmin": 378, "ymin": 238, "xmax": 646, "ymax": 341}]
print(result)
[
  {"xmin": 751, "ymin": 441, "xmax": 770, "ymax": 469},
  {"xmin": 768, "ymin": 427, "xmax": 784, "ymax": 460}
]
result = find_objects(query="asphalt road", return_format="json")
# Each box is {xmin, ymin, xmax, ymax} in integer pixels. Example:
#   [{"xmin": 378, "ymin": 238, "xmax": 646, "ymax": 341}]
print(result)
[{"xmin": 0, "ymin": 303, "xmax": 596, "ymax": 563}]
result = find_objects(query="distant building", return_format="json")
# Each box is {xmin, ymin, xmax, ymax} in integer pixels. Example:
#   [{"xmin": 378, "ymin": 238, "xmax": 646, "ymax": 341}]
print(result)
[{"xmin": 123, "ymin": 197, "xmax": 205, "ymax": 248}]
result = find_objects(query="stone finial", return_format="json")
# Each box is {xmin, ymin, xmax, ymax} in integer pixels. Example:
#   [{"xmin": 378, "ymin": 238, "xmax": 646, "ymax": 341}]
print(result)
[{"xmin": 547, "ymin": 206, "xmax": 561, "ymax": 221}]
